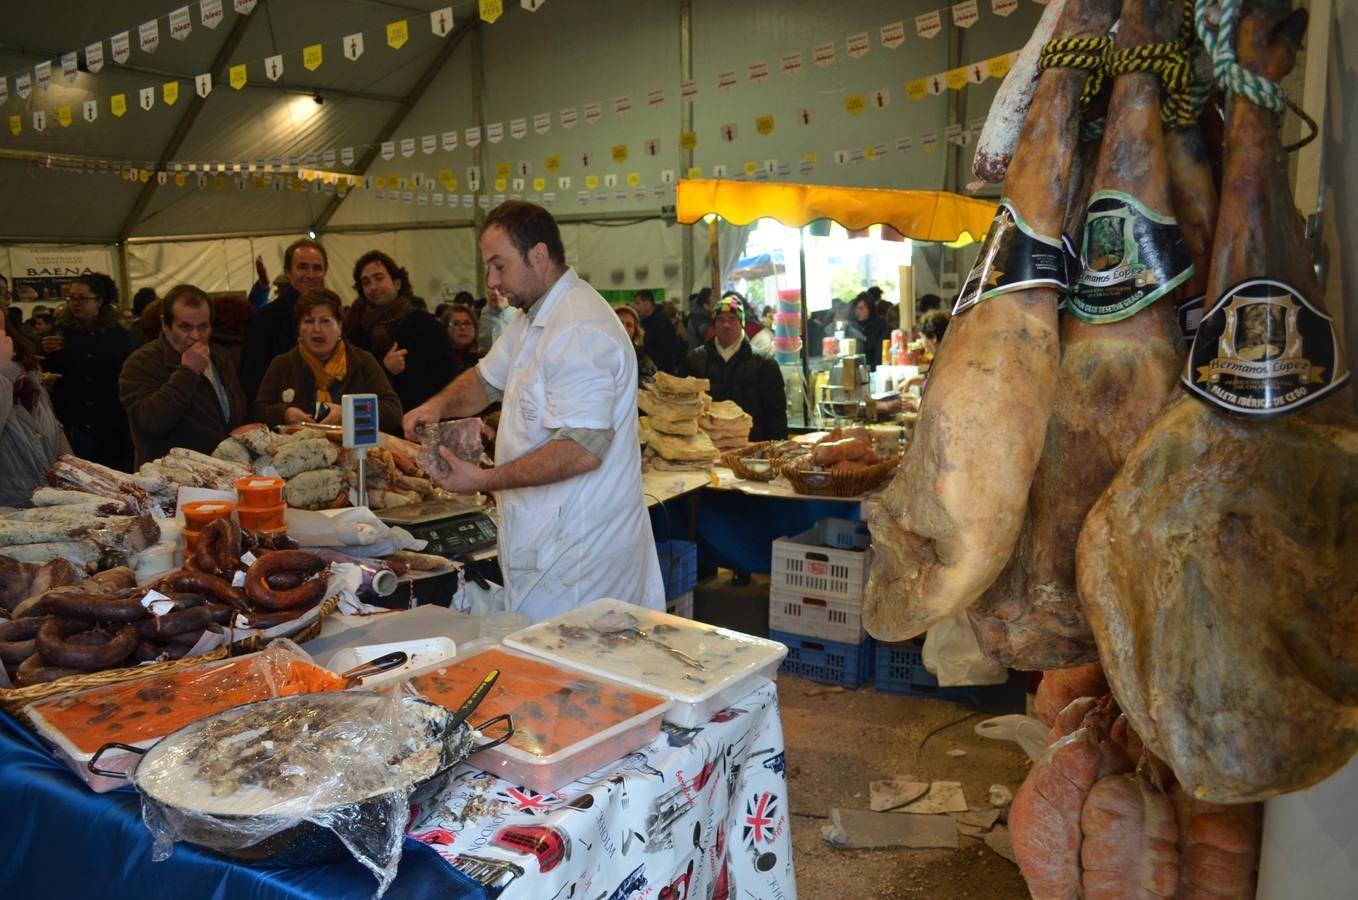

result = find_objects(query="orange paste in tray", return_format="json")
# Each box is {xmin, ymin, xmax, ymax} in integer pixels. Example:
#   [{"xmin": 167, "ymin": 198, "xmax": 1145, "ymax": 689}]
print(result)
[
  {"xmin": 410, "ymin": 649, "xmax": 666, "ymax": 759},
  {"xmin": 29, "ymin": 656, "xmax": 345, "ymax": 754}
]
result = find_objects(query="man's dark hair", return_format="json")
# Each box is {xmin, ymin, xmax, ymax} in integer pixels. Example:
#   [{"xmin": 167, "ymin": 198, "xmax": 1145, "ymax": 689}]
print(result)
[
  {"xmin": 634, "ymin": 289, "xmax": 656, "ymax": 307},
  {"xmin": 695, "ymin": 287, "xmax": 713, "ymax": 309},
  {"xmin": 916, "ymin": 293, "xmax": 944, "ymax": 314},
  {"xmin": 483, "ymin": 201, "xmax": 566, "ymax": 267},
  {"xmin": 75, "ymin": 272, "xmax": 119, "ymax": 308},
  {"xmin": 283, "ymin": 237, "xmax": 328, "ymax": 273},
  {"xmin": 918, "ymin": 309, "xmax": 951, "ymax": 341},
  {"xmin": 352, "ymin": 250, "xmax": 410, "ymax": 297},
  {"xmin": 161, "ymin": 284, "xmax": 213, "ymax": 326},
  {"xmin": 453, "ymin": 290, "xmax": 474, "ymax": 305},
  {"xmin": 132, "ymin": 287, "xmax": 157, "ymax": 315}
]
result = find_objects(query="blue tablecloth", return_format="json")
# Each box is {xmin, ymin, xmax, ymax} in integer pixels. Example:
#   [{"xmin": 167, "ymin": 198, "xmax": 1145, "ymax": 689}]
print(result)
[
  {"xmin": 0, "ymin": 711, "xmax": 488, "ymax": 900},
  {"xmin": 693, "ymin": 490, "xmax": 860, "ymax": 574}
]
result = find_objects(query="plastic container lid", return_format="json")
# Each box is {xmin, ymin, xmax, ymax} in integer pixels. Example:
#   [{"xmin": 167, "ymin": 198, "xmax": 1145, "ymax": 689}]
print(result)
[{"xmin": 181, "ymin": 499, "xmax": 235, "ymax": 528}]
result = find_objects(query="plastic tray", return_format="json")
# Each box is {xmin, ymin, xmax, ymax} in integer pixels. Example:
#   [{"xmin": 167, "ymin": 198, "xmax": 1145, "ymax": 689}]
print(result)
[
  {"xmin": 327, "ymin": 638, "xmax": 458, "ymax": 687},
  {"xmin": 770, "ymin": 630, "xmax": 875, "ymax": 688},
  {"xmin": 408, "ymin": 647, "xmax": 671, "ymax": 793},
  {"xmin": 768, "ymin": 589, "xmax": 866, "ymax": 644},
  {"xmin": 505, "ymin": 598, "xmax": 787, "ymax": 727},
  {"xmin": 770, "ymin": 520, "xmax": 869, "ymax": 602}
]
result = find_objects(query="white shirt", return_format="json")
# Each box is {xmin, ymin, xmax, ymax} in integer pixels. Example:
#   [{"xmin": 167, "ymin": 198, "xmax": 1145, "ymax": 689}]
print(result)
[{"xmin": 476, "ymin": 267, "xmax": 665, "ymax": 622}]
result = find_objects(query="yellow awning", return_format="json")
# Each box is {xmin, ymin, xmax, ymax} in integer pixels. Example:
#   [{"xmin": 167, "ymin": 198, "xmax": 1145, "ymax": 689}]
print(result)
[{"xmin": 676, "ymin": 179, "xmax": 995, "ymax": 244}]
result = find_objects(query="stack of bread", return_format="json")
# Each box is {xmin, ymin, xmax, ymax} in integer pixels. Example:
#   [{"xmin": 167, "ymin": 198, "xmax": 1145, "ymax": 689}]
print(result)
[
  {"xmin": 637, "ymin": 372, "xmax": 719, "ymax": 463},
  {"xmin": 698, "ymin": 400, "xmax": 753, "ymax": 450}
]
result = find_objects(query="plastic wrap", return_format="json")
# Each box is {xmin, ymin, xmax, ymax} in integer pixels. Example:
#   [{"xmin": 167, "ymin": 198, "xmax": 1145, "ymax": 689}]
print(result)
[
  {"xmin": 921, "ymin": 611, "xmax": 1008, "ymax": 687},
  {"xmin": 309, "ymin": 549, "xmax": 399, "ymax": 599},
  {"xmin": 135, "ymin": 690, "xmax": 472, "ymax": 896}
]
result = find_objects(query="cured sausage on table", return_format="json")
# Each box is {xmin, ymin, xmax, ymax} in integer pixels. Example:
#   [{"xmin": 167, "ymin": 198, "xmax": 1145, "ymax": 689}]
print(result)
[
  {"xmin": 1080, "ymin": 771, "xmax": 1180, "ymax": 899},
  {"xmin": 1077, "ymin": 0, "xmax": 1358, "ymax": 803},
  {"xmin": 969, "ymin": 0, "xmax": 1200, "ymax": 670},
  {"xmin": 863, "ymin": 0, "xmax": 1120, "ymax": 642}
]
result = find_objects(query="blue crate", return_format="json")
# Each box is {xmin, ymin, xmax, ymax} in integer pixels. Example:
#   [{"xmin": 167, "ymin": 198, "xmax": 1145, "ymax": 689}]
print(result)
[
  {"xmin": 875, "ymin": 640, "xmax": 1028, "ymax": 712},
  {"xmin": 656, "ymin": 540, "xmax": 697, "ymax": 601},
  {"xmin": 770, "ymin": 630, "xmax": 874, "ymax": 688}
]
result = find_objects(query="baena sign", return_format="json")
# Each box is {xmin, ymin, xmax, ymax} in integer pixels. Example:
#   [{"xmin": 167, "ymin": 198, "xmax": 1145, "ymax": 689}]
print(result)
[{"xmin": 7, "ymin": 245, "xmax": 115, "ymax": 303}]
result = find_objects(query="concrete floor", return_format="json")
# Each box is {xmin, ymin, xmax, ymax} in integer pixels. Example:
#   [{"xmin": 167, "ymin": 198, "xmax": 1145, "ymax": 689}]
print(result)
[{"xmin": 694, "ymin": 572, "xmax": 1032, "ymax": 900}]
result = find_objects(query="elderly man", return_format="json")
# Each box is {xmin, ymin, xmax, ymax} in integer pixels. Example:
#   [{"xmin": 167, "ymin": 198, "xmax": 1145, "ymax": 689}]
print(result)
[
  {"xmin": 120, "ymin": 284, "xmax": 247, "ymax": 468},
  {"xmin": 684, "ymin": 294, "xmax": 787, "ymax": 442},
  {"xmin": 344, "ymin": 250, "xmax": 455, "ymax": 411},
  {"xmin": 239, "ymin": 238, "xmax": 327, "ymax": 401},
  {"xmin": 405, "ymin": 201, "xmax": 663, "ymax": 623}
]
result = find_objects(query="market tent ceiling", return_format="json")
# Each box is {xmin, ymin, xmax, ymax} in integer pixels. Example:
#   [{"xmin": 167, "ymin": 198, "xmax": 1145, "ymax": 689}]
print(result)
[{"xmin": 676, "ymin": 178, "xmax": 996, "ymax": 244}]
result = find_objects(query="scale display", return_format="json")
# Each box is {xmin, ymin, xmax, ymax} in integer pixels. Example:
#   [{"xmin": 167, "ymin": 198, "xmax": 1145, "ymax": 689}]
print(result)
[
  {"xmin": 406, "ymin": 514, "xmax": 498, "ymax": 559},
  {"xmin": 343, "ymin": 393, "xmax": 381, "ymax": 448}
]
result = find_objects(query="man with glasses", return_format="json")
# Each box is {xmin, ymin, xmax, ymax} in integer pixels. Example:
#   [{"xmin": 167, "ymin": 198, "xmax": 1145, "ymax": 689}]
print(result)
[{"xmin": 343, "ymin": 250, "xmax": 455, "ymax": 412}]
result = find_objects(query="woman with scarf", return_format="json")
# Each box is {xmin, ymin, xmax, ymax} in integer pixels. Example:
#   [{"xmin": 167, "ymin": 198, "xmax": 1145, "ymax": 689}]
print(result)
[
  {"xmin": 254, "ymin": 288, "xmax": 403, "ymax": 435},
  {"xmin": 1, "ymin": 310, "xmax": 68, "ymax": 506},
  {"xmin": 40, "ymin": 273, "xmax": 134, "ymax": 470}
]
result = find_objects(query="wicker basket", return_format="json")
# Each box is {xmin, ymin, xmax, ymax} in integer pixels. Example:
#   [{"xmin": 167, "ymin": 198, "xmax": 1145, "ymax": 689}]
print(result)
[
  {"xmin": 0, "ymin": 592, "xmax": 340, "ymax": 716},
  {"xmin": 781, "ymin": 456, "xmax": 900, "ymax": 498},
  {"xmin": 719, "ymin": 442, "xmax": 783, "ymax": 482}
]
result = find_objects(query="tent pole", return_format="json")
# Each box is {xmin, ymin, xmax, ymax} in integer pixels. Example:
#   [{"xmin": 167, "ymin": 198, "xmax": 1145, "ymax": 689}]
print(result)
[
  {"xmin": 679, "ymin": 0, "xmax": 695, "ymax": 307},
  {"xmin": 708, "ymin": 218, "xmax": 720, "ymax": 299},
  {"xmin": 799, "ymin": 225, "xmax": 810, "ymax": 428},
  {"xmin": 471, "ymin": 24, "xmax": 487, "ymax": 293}
]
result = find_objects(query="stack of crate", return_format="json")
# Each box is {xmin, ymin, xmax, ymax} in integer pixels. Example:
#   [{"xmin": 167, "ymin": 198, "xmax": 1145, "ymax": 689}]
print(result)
[
  {"xmin": 656, "ymin": 539, "xmax": 696, "ymax": 619},
  {"xmin": 767, "ymin": 518, "xmax": 875, "ymax": 688}
]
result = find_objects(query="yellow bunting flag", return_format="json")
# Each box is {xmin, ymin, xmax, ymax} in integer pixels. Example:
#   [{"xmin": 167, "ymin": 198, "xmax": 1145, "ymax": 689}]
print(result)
[
  {"xmin": 479, "ymin": 0, "xmax": 503, "ymax": 23},
  {"xmin": 946, "ymin": 67, "xmax": 968, "ymax": 90},
  {"xmin": 139, "ymin": 169, "xmax": 150, "ymax": 183},
  {"xmin": 438, "ymin": 168, "xmax": 455, "ymax": 189},
  {"xmin": 57, "ymin": 106, "xmax": 72, "ymax": 127},
  {"xmin": 845, "ymin": 94, "xmax": 866, "ymax": 115},
  {"xmin": 612, "ymin": 144, "xmax": 628, "ymax": 163},
  {"xmin": 111, "ymin": 94, "xmax": 127, "ymax": 117},
  {"xmin": 545, "ymin": 155, "xmax": 561, "ymax": 172},
  {"xmin": 229, "ymin": 64, "xmax": 247, "ymax": 90},
  {"xmin": 584, "ymin": 174, "xmax": 599, "ymax": 189},
  {"xmin": 865, "ymin": 145, "xmax": 878, "ymax": 161},
  {"xmin": 533, "ymin": 177, "xmax": 545, "ymax": 191},
  {"xmin": 679, "ymin": 131, "xmax": 697, "ymax": 150},
  {"xmin": 387, "ymin": 20, "xmax": 408, "ymax": 49},
  {"xmin": 906, "ymin": 79, "xmax": 927, "ymax": 100},
  {"xmin": 8, "ymin": 116, "xmax": 20, "ymax": 136},
  {"xmin": 494, "ymin": 178, "xmax": 507, "ymax": 191},
  {"xmin": 743, "ymin": 161, "xmax": 759, "ymax": 176},
  {"xmin": 303, "ymin": 44, "xmax": 323, "ymax": 71},
  {"xmin": 215, "ymin": 175, "xmax": 226, "ymax": 189},
  {"xmin": 801, "ymin": 152, "xmax": 818, "ymax": 167},
  {"xmin": 686, "ymin": 166, "xmax": 703, "ymax": 179},
  {"xmin": 375, "ymin": 176, "xmax": 387, "ymax": 190},
  {"xmin": 495, "ymin": 162, "xmax": 511, "ymax": 178},
  {"xmin": 987, "ymin": 54, "xmax": 1012, "ymax": 79},
  {"xmin": 175, "ymin": 173, "xmax": 186, "ymax": 187},
  {"xmin": 163, "ymin": 81, "xmax": 179, "ymax": 105},
  {"xmin": 626, "ymin": 172, "xmax": 640, "ymax": 187},
  {"xmin": 755, "ymin": 115, "xmax": 775, "ymax": 135}
]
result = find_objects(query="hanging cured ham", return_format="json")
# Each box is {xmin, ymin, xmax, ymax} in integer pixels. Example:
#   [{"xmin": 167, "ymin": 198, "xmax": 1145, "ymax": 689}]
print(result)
[
  {"xmin": 1077, "ymin": 0, "xmax": 1358, "ymax": 804},
  {"xmin": 863, "ymin": 0, "xmax": 1120, "ymax": 642}
]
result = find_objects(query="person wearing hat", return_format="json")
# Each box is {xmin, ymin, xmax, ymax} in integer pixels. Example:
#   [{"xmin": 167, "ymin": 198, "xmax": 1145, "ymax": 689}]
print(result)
[
  {"xmin": 615, "ymin": 304, "xmax": 657, "ymax": 387},
  {"xmin": 683, "ymin": 294, "xmax": 787, "ymax": 443}
]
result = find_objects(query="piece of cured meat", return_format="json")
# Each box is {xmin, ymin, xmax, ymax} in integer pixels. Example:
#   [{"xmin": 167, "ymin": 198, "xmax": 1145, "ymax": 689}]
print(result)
[
  {"xmin": 417, "ymin": 417, "xmax": 484, "ymax": 478},
  {"xmin": 862, "ymin": 0, "xmax": 1120, "ymax": 643},
  {"xmin": 970, "ymin": 0, "xmax": 1200, "ymax": 671},
  {"xmin": 1081, "ymin": 771, "xmax": 1180, "ymax": 899},
  {"xmin": 1036, "ymin": 664, "xmax": 1110, "ymax": 727},
  {"xmin": 1170, "ymin": 786, "xmax": 1261, "ymax": 899},
  {"xmin": 1077, "ymin": 0, "xmax": 1358, "ymax": 803}
]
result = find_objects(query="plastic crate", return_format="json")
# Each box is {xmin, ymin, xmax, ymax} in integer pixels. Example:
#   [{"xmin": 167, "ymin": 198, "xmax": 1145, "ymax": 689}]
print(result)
[
  {"xmin": 770, "ymin": 630, "xmax": 874, "ymax": 688},
  {"xmin": 768, "ymin": 589, "xmax": 865, "ymax": 644},
  {"xmin": 770, "ymin": 519, "xmax": 869, "ymax": 602},
  {"xmin": 874, "ymin": 640, "xmax": 1028, "ymax": 712},
  {"xmin": 666, "ymin": 590, "xmax": 694, "ymax": 620},
  {"xmin": 656, "ymin": 540, "xmax": 697, "ymax": 600}
]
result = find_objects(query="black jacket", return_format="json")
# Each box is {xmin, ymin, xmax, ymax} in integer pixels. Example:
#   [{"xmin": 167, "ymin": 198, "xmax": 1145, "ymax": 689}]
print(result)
[
  {"xmin": 345, "ymin": 308, "xmax": 456, "ymax": 412},
  {"xmin": 239, "ymin": 284, "xmax": 301, "ymax": 403},
  {"xmin": 684, "ymin": 340, "xmax": 787, "ymax": 442},
  {"xmin": 44, "ymin": 306, "xmax": 134, "ymax": 471},
  {"xmin": 859, "ymin": 315, "xmax": 888, "ymax": 367},
  {"xmin": 641, "ymin": 309, "xmax": 683, "ymax": 375}
]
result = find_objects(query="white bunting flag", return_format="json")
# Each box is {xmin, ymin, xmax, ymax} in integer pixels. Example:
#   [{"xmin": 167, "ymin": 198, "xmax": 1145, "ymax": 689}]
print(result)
[
  {"xmin": 486, "ymin": 122, "xmax": 504, "ymax": 143},
  {"xmin": 61, "ymin": 52, "xmax": 78, "ymax": 83},
  {"xmin": 431, "ymin": 6, "xmax": 454, "ymax": 36},
  {"xmin": 717, "ymin": 69, "xmax": 737, "ymax": 91},
  {"xmin": 521, "ymin": 0, "xmax": 545, "ymax": 9},
  {"xmin": 953, "ymin": 0, "xmax": 980, "ymax": 28},
  {"xmin": 881, "ymin": 21, "xmax": 906, "ymax": 48},
  {"xmin": 201, "ymin": 0, "xmax": 224, "ymax": 28},
  {"xmin": 720, "ymin": 123, "xmax": 737, "ymax": 142},
  {"xmin": 749, "ymin": 61, "xmax": 769, "ymax": 83},
  {"xmin": 441, "ymin": 130, "xmax": 458, "ymax": 150},
  {"xmin": 916, "ymin": 11, "xmax": 942, "ymax": 38},
  {"xmin": 559, "ymin": 107, "xmax": 578, "ymax": 128},
  {"xmin": 381, "ymin": 141, "xmax": 395, "ymax": 160},
  {"xmin": 112, "ymin": 31, "xmax": 131, "ymax": 64},
  {"xmin": 613, "ymin": 96, "xmax": 631, "ymax": 117},
  {"xmin": 533, "ymin": 112, "xmax": 551, "ymax": 134},
  {"xmin": 33, "ymin": 111, "xmax": 46, "ymax": 132},
  {"xmin": 86, "ymin": 42, "xmax": 104, "ymax": 72},
  {"xmin": 993, "ymin": 0, "xmax": 1019, "ymax": 13},
  {"xmin": 969, "ymin": 116, "xmax": 986, "ymax": 138},
  {"xmin": 780, "ymin": 52, "xmax": 802, "ymax": 76},
  {"xmin": 195, "ymin": 73, "xmax": 212, "ymax": 97},
  {"xmin": 422, "ymin": 134, "xmax": 437, "ymax": 154},
  {"xmin": 712, "ymin": 164, "xmax": 728, "ymax": 178},
  {"xmin": 139, "ymin": 19, "xmax": 160, "ymax": 53},
  {"xmin": 583, "ymin": 102, "xmax": 601, "ymax": 124},
  {"xmin": 234, "ymin": 0, "xmax": 257, "ymax": 13},
  {"xmin": 645, "ymin": 138, "xmax": 660, "ymax": 156},
  {"xmin": 265, "ymin": 54, "xmax": 283, "ymax": 81},
  {"xmin": 169, "ymin": 6, "xmax": 192, "ymax": 39},
  {"xmin": 603, "ymin": 173, "xmax": 618, "ymax": 188},
  {"xmin": 797, "ymin": 106, "xmax": 814, "ymax": 126},
  {"xmin": 344, "ymin": 33, "xmax": 364, "ymax": 61},
  {"xmin": 466, "ymin": 166, "xmax": 480, "ymax": 189},
  {"xmin": 946, "ymin": 123, "xmax": 966, "ymax": 145},
  {"xmin": 680, "ymin": 79, "xmax": 698, "ymax": 101},
  {"xmin": 15, "ymin": 72, "xmax": 30, "ymax": 99},
  {"xmin": 83, "ymin": 100, "xmax": 98, "ymax": 122},
  {"xmin": 464, "ymin": 126, "xmax": 481, "ymax": 147},
  {"xmin": 34, "ymin": 61, "xmax": 51, "ymax": 91},
  {"xmin": 871, "ymin": 87, "xmax": 890, "ymax": 109},
  {"xmin": 341, "ymin": 147, "xmax": 355, "ymax": 166},
  {"xmin": 647, "ymin": 89, "xmax": 664, "ymax": 108},
  {"xmin": 846, "ymin": 32, "xmax": 870, "ymax": 58},
  {"xmin": 140, "ymin": 86, "xmax": 155, "ymax": 110},
  {"xmin": 896, "ymin": 135, "xmax": 914, "ymax": 152},
  {"xmin": 322, "ymin": 149, "xmax": 335, "ymax": 166},
  {"xmin": 926, "ymin": 72, "xmax": 947, "ymax": 94},
  {"xmin": 0, "ymin": 78, "xmax": 6, "ymax": 104},
  {"xmin": 813, "ymin": 42, "xmax": 836, "ymax": 67},
  {"xmin": 558, "ymin": 177, "xmax": 570, "ymax": 190},
  {"xmin": 967, "ymin": 61, "xmax": 988, "ymax": 83},
  {"xmin": 510, "ymin": 118, "xmax": 527, "ymax": 139},
  {"xmin": 399, "ymin": 139, "xmax": 415, "ymax": 157}
]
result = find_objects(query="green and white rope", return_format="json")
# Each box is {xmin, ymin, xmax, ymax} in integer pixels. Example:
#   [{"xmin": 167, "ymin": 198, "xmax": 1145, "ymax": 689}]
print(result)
[{"xmin": 1194, "ymin": 0, "xmax": 1287, "ymax": 113}]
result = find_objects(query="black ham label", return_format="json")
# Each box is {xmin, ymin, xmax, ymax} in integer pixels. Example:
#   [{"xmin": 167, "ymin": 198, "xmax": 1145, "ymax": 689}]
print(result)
[
  {"xmin": 1182, "ymin": 278, "xmax": 1351, "ymax": 419},
  {"xmin": 954, "ymin": 200, "xmax": 1070, "ymax": 316},
  {"xmin": 1177, "ymin": 293, "xmax": 1205, "ymax": 339},
  {"xmin": 1070, "ymin": 191, "xmax": 1195, "ymax": 324}
]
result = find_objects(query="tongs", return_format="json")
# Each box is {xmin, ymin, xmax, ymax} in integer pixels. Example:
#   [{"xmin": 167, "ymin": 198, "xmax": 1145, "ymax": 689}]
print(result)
[{"xmin": 339, "ymin": 650, "xmax": 409, "ymax": 688}]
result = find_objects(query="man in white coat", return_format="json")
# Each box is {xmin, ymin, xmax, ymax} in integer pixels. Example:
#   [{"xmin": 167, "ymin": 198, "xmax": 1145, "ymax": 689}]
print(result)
[{"xmin": 404, "ymin": 201, "xmax": 665, "ymax": 622}]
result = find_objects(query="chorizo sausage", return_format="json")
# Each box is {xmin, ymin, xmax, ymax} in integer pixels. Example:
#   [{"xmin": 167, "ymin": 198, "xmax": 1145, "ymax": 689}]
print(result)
[
  {"xmin": 36, "ymin": 618, "xmax": 139, "ymax": 670},
  {"xmin": 0, "ymin": 616, "xmax": 46, "ymax": 642},
  {"xmin": 89, "ymin": 566, "xmax": 137, "ymax": 591},
  {"xmin": 45, "ymin": 588, "xmax": 150, "ymax": 623},
  {"xmin": 194, "ymin": 518, "xmax": 242, "ymax": 577},
  {"xmin": 157, "ymin": 570, "xmax": 250, "ymax": 612},
  {"xmin": 244, "ymin": 551, "xmax": 328, "ymax": 611},
  {"xmin": 265, "ymin": 570, "xmax": 307, "ymax": 590},
  {"xmin": 15, "ymin": 654, "xmax": 83, "ymax": 685},
  {"xmin": 242, "ymin": 607, "xmax": 309, "ymax": 629},
  {"xmin": 134, "ymin": 605, "xmax": 228, "ymax": 640},
  {"xmin": 133, "ymin": 641, "xmax": 190, "ymax": 663},
  {"xmin": 0, "ymin": 639, "xmax": 36, "ymax": 665}
]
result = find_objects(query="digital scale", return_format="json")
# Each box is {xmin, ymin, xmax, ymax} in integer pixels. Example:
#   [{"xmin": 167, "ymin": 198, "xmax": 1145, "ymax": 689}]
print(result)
[{"xmin": 375, "ymin": 499, "xmax": 499, "ymax": 559}]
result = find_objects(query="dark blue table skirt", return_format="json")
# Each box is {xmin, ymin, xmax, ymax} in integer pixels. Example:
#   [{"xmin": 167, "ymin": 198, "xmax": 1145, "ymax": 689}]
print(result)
[{"xmin": 0, "ymin": 712, "xmax": 488, "ymax": 900}]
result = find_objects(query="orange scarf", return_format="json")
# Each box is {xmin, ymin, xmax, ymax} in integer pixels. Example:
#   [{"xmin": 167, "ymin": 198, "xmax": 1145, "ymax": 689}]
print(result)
[{"xmin": 297, "ymin": 340, "xmax": 348, "ymax": 405}]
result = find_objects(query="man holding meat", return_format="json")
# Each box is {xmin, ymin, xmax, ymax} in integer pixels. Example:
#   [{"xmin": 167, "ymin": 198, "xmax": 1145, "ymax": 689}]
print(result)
[{"xmin": 404, "ymin": 201, "xmax": 664, "ymax": 622}]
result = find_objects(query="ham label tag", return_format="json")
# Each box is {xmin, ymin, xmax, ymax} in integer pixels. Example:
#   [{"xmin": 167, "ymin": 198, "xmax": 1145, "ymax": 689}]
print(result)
[
  {"xmin": 1070, "ymin": 191, "xmax": 1194, "ymax": 324},
  {"xmin": 1176, "ymin": 293, "xmax": 1205, "ymax": 339},
  {"xmin": 1181, "ymin": 278, "xmax": 1351, "ymax": 419},
  {"xmin": 954, "ymin": 200, "xmax": 1069, "ymax": 315}
]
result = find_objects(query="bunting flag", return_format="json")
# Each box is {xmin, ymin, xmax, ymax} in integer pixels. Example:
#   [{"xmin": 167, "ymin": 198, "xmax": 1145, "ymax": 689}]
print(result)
[
  {"xmin": 163, "ymin": 81, "xmax": 179, "ymax": 105},
  {"xmin": 522, "ymin": 0, "xmax": 545, "ymax": 10},
  {"xmin": 234, "ymin": 0, "xmax": 257, "ymax": 13},
  {"xmin": 812, "ymin": 42, "xmax": 836, "ymax": 67},
  {"xmin": 304, "ymin": 44, "xmax": 323, "ymax": 70},
  {"xmin": 756, "ymin": 115, "xmax": 775, "ymax": 135},
  {"xmin": 993, "ymin": 0, "xmax": 1019, "ymax": 14},
  {"xmin": 533, "ymin": 112, "xmax": 551, "ymax": 134},
  {"xmin": 61, "ymin": 52, "xmax": 79, "ymax": 83},
  {"xmin": 387, "ymin": 20, "xmax": 408, "ymax": 49},
  {"xmin": 880, "ymin": 21, "xmax": 906, "ymax": 48},
  {"xmin": 265, "ymin": 54, "xmax": 283, "ymax": 81},
  {"xmin": 201, "ymin": 0, "xmax": 224, "ymax": 29},
  {"xmin": 9, "ymin": 116, "xmax": 20, "ymax": 136},
  {"xmin": 169, "ymin": 6, "xmax": 193, "ymax": 40},
  {"xmin": 431, "ymin": 7, "xmax": 454, "ymax": 37},
  {"xmin": 139, "ymin": 19, "xmax": 160, "ymax": 53},
  {"xmin": 229, "ymin": 64, "xmax": 247, "ymax": 89},
  {"xmin": 479, "ymin": 0, "xmax": 503, "ymax": 24},
  {"xmin": 32, "ymin": 110, "xmax": 46, "ymax": 132},
  {"xmin": 111, "ymin": 29, "xmax": 131, "ymax": 63},
  {"xmin": 86, "ymin": 42, "xmax": 104, "ymax": 72},
  {"xmin": 83, "ymin": 100, "xmax": 97, "ymax": 122},
  {"xmin": 34, "ymin": 62, "xmax": 51, "ymax": 91},
  {"xmin": 16, "ymin": 72, "xmax": 31, "ymax": 99},
  {"xmin": 844, "ymin": 94, "xmax": 865, "ymax": 115},
  {"xmin": 916, "ymin": 11, "xmax": 942, "ymax": 38},
  {"xmin": 748, "ymin": 61, "xmax": 769, "ymax": 83},
  {"xmin": 195, "ymin": 73, "xmax": 212, "ymax": 97},
  {"xmin": 846, "ymin": 32, "xmax": 870, "ymax": 58},
  {"xmin": 344, "ymin": 33, "xmax": 364, "ymax": 61},
  {"xmin": 780, "ymin": 52, "xmax": 802, "ymax": 76},
  {"xmin": 111, "ymin": 93, "xmax": 127, "ymax": 117},
  {"xmin": 952, "ymin": 0, "xmax": 980, "ymax": 27},
  {"xmin": 140, "ymin": 87, "xmax": 155, "ymax": 110}
]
